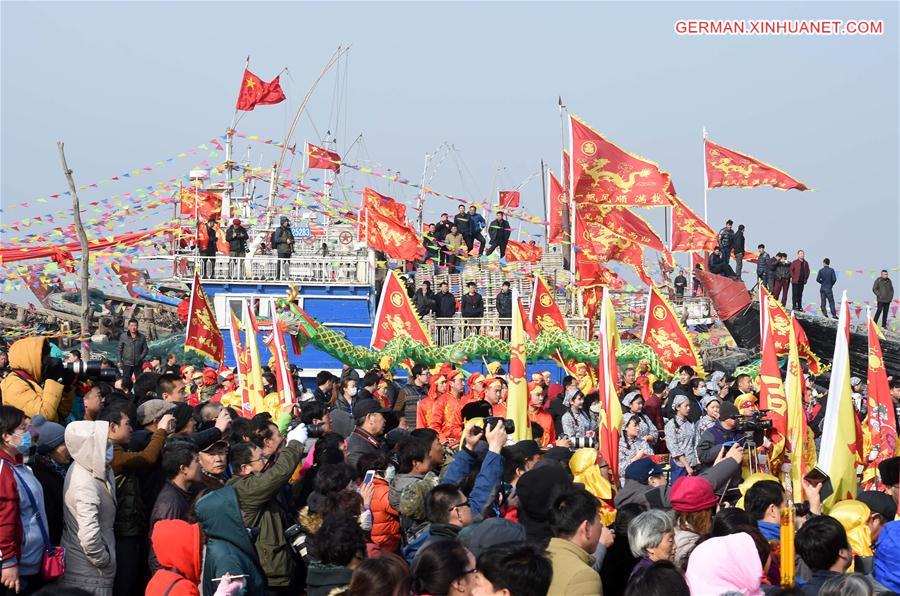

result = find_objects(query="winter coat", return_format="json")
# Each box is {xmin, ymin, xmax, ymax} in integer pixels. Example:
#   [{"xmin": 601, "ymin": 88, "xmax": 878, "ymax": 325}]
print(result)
[
  {"xmin": 149, "ymin": 481, "xmax": 193, "ymax": 529},
  {"xmin": 453, "ymin": 213, "xmax": 471, "ymax": 236},
  {"xmin": 145, "ymin": 519, "xmax": 201, "ymax": 596},
  {"xmin": 0, "ymin": 337, "xmax": 74, "ymax": 422},
  {"xmin": 433, "ymin": 220, "xmax": 452, "ymax": 242},
  {"xmin": 31, "ymin": 454, "xmax": 66, "ymax": 544},
  {"xmin": 460, "ymin": 292, "xmax": 484, "ymax": 317},
  {"xmin": 789, "ymin": 258, "xmax": 810, "ymax": 284},
  {"xmin": 110, "ymin": 428, "xmax": 166, "ymax": 538},
  {"xmin": 394, "ymin": 382, "xmax": 427, "ymax": 430},
  {"xmin": 717, "ymin": 227, "xmax": 734, "ymax": 252},
  {"xmin": 118, "ymin": 330, "xmax": 149, "ymax": 367},
  {"xmin": 413, "ymin": 289, "xmax": 435, "ymax": 317},
  {"xmin": 469, "ymin": 212, "xmax": 486, "ymax": 234},
  {"xmin": 0, "ymin": 450, "xmax": 48, "ymax": 577},
  {"xmin": 226, "ymin": 439, "xmax": 304, "ymax": 588},
  {"xmin": 757, "ymin": 252, "xmax": 771, "ymax": 279},
  {"xmin": 495, "ymin": 289, "xmax": 513, "ymax": 318},
  {"xmin": 369, "ymin": 476, "xmax": 400, "ymax": 552},
  {"xmin": 487, "ymin": 218, "xmax": 512, "ymax": 244},
  {"xmin": 433, "ymin": 291, "xmax": 457, "ymax": 318},
  {"xmin": 306, "ymin": 561, "xmax": 353, "ymax": 596},
  {"xmin": 61, "ymin": 420, "xmax": 117, "ymax": 594},
  {"xmin": 195, "ymin": 486, "xmax": 267, "ymax": 596},
  {"xmin": 445, "ymin": 232, "xmax": 464, "ymax": 254},
  {"xmin": 225, "ymin": 224, "xmax": 249, "ymax": 255},
  {"xmin": 346, "ymin": 427, "xmax": 383, "ymax": 469},
  {"xmin": 613, "ymin": 478, "xmax": 651, "ymax": 509},
  {"xmin": 732, "ymin": 230, "xmax": 745, "ymax": 254},
  {"xmin": 816, "ymin": 266, "xmax": 837, "ymax": 291},
  {"xmin": 873, "ymin": 277, "xmax": 895, "ymax": 303},
  {"xmin": 674, "ymin": 526, "xmax": 701, "ymax": 569},
  {"xmin": 775, "ymin": 259, "xmax": 791, "ymax": 281},
  {"xmin": 546, "ymin": 537, "xmax": 602, "ymax": 596},
  {"xmin": 270, "ymin": 222, "xmax": 295, "ymax": 256}
]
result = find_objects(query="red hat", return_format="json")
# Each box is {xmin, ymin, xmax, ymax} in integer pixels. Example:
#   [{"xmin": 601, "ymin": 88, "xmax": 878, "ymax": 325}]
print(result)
[
  {"xmin": 547, "ymin": 383, "xmax": 563, "ymax": 400},
  {"xmin": 233, "ymin": 218, "xmax": 241, "ymax": 225},
  {"xmin": 670, "ymin": 476, "xmax": 717, "ymax": 512}
]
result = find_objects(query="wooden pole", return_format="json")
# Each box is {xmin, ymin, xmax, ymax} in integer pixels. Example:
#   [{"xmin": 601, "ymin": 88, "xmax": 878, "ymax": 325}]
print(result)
[{"xmin": 57, "ymin": 142, "xmax": 92, "ymax": 339}]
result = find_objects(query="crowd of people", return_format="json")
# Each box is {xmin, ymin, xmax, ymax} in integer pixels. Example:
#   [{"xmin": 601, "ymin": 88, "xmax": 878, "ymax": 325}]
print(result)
[
  {"xmin": 0, "ymin": 330, "xmax": 899, "ymax": 596},
  {"xmin": 707, "ymin": 219, "xmax": 895, "ymax": 325}
]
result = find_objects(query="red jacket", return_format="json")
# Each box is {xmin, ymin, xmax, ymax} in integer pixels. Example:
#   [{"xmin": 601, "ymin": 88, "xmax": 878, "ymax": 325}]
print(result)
[
  {"xmin": 368, "ymin": 477, "xmax": 400, "ymax": 553},
  {"xmin": 0, "ymin": 450, "xmax": 23, "ymax": 570},
  {"xmin": 146, "ymin": 519, "xmax": 201, "ymax": 596},
  {"xmin": 789, "ymin": 259, "xmax": 810, "ymax": 284}
]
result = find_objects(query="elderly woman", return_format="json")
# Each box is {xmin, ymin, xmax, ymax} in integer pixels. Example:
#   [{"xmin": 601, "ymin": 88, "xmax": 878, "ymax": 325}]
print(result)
[
  {"xmin": 696, "ymin": 395, "xmax": 721, "ymax": 435},
  {"xmin": 628, "ymin": 509, "xmax": 675, "ymax": 577},
  {"xmin": 664, "ymin": 395, "xmax": 698, "ymax": 483},
  {"xmin": 621, "ymin": 391, "xmax": 658, "ymax": 446},
  {"xmin": 561, "ymin": 391, "xmax": 595, "ymax": 440}
]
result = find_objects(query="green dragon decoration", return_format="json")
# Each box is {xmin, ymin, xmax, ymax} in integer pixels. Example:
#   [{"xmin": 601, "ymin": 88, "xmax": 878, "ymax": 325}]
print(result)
[{"xmin": 275, "ymin": 298, "xmax": 669, "ymax": 377}]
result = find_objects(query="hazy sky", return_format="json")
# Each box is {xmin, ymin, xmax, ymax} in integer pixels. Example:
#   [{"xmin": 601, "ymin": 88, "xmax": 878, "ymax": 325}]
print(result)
[{"xmin": 2, "ymin": 1, "xmax": 898, "ymax": 308}]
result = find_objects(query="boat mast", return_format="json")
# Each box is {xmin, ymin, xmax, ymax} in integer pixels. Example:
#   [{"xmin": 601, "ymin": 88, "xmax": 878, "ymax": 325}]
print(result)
[{"xmin": 416, "ymin": 152, "xmax": 432, "ymax": 233}]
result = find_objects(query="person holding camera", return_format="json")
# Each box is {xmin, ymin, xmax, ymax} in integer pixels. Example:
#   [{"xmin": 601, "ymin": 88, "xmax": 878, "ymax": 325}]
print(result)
[
  {"xmin": 696, "ymin": 401, "xmax": 767, "ymax": 490},
  {"xmin": 0, "ymin": 337, "xmax": 75, "ymax": 423}
]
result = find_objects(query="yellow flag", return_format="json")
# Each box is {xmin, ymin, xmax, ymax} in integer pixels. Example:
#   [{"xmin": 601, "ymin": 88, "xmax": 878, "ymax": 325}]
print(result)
[
  {"xmin": 242, "ymin": 301, "xmax": 266, "ymax": 415},
  {"xmin": 786, "ymin": 313, "xmax": 815, "ymax": 503},
  {"xmin": 507, "ymin": 289, "xmax": 530, "ymax": 441},
  {"xmin": 818, "ymin": 292, "xmax": 859, "ymax": 510},
  {"xmin": 598, "ymin": 289, "xmax": 623, "ymax": 481}
]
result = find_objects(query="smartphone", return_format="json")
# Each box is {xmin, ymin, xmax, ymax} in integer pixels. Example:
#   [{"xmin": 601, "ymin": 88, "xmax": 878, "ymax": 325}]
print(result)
[
  {"xmin": 363, "ymin": 469, "xmax": 376, "ymax": 485},
  {"xmin": 722, "ymin": 441, "xmax": 736, "ymax": 447}
]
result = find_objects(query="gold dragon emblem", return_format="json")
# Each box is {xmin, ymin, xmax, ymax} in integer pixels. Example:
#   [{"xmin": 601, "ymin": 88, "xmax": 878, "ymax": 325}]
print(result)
[
  {"xmin": 382, "ymin": 314, "xmax": 412, "ymax": 338},
  {"xmin": 536, "ymin": 314, "xmax": 562, "ymax": 331},
  {"xmin": 711, "ymin": 156, "xmax": 757, "ymax": 178},
  {"xmin": 580, "ymin": 158, "xmax": 652, "ymax": 194},
  {"xmin": 649, "ymin": 328, "xmax": 687, "ymax": 358}
]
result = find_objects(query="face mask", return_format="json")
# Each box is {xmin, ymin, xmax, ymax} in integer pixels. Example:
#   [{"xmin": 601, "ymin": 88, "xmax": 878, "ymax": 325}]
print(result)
[
  {"xmin": 384, "ymin": 465, "xmax": 397, "ymax": 482},
  {"xmin": 349, "ymin": 387, "xmax": 358, "ymax": 397},
  {"xmin": 106, "ymin": 445, "xmax": 114, "ymax": 464},
  {"xmin": 15, "ymin": 431, "xmax": 31, "ymax": 454}
]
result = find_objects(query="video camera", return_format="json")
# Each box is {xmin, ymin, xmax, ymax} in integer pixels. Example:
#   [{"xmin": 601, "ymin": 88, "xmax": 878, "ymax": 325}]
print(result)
[
  {"xmin": 63, "ymin": 360, "xmax": 118, "ymax": 382},
  {"xmin": 473, "ymin": 416, "xmax": 515, "ymax": 435},
  {"xmin": 734, "ymin": 409, "xmax": 773, "ymax": 433},
  {"xmin": 285, "ymin": 416, "xmax": 326, "ymax": 439}
]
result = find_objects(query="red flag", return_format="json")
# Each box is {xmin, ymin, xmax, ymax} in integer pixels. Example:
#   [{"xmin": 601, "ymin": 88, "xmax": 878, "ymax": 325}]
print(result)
[
  {"xmin": 236, "ymin": 68, "xmax": 286, "ymax": 111},
  {"xmin": 577, "ymin": 202, "xmax": 669, "ymax": 257},
  {"xmin": 530, "ymin": 274, "xmax": 567, "ymax": 332},
  {"xmin": 863, "ymin": 315, "xmax": 898, "ymax": 489},
  {"xmin": 760, "ymin": 285, "xmax": 825, "ymax": 374},
  {"xmin": 576, "ymin": 251, "xmax": 626, "ymax": 290},
  {"xmin": 574, "ymin": 208, "xmax": 652, "ymax": 285},
  {"xmin": 179, "ymin": 187, "xmax": 222, "ymax": 219},
  {"xmin": 263, "ymin": 317, "xmax": 296, "ymax": 407},
  {"xmin": 705, "ymin": 139, "xmax": 809, "ymax": 191},
  {"xmin": 111, "ymin": 262, "xmax": 149, "ymax": 298},
  {"xmin": 758, "ymin": 297, "xmax": 788, "ymax": 456},
  {"xmin": 570, "ymin": 114, "xmax": 673, "ymax": 208},
  {"xmin": 371, "ymin": 269, "xmax": 433, "ymax": 350},
  {"xmin": 498, "ymin": 190, "xmax": 520, "ymax": 209},
  {"xmin": 517, "ymin": 297, "xmax": 538, "ymax": 341},
  {"xmin": 670, "ymin": 195, "xmax": 718, "ymax": 253},
  {"xmin": 547, "ymin": 169, "xmax": 565, "ymax": 245},
  {"xmin": 640, "ymin": 285, "xmax": 703, "ymax": 374},
  {"xmin": 505, "ymin": 240, "xmax": 542, "ymax": 263},
  {"xmin": 307, "ymin": 142, "xmax": 341, "ymax": 173},
  {"xmin": 185, "ymin": 273, "xmax": 224, "ymax": 363},
  {"xmin": 361, "ymin": 188, "xmax": 422, "ymax": 261}
]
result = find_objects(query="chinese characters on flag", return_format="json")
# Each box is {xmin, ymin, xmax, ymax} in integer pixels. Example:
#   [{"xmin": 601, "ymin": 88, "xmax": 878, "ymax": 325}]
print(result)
[
  {"xmin": 235, "ymin": 68, "xmax": 287, "ymax": 111},
  {"xmin": 371, "ymin": 269, "xmax": 433, "ymax": 350},
  {"xmin": 640, "ymin": 286, "xmax": 702, "ymax": 374},
  {"xmin": 185, "ymin": 273, "xmax": 224, "ymax": 363},
  {"xmin": 705, "ymin": 139, "xmax": 809, "ymax": 191}
]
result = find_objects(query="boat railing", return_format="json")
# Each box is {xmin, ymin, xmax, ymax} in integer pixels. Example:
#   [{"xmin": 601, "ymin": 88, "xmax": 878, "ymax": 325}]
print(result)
[
  {"xmin": 423, "ymin": 316, "xmax": 590, "ymax": 346},
  {"xmin": 171, "ymin": 253, "xmax": 372, "ymax": 285}
]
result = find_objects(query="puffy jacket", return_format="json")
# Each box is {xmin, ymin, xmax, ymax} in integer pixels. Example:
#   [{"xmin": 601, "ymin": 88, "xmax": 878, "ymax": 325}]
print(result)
[
  {"xmin": 369, "ymin": 477, "xmax": 400, "ymax": 552},
  {"xmin": 445, "ymin": 232, "xmax": 464, "ymax": 254},
  {"xmin": 495, "ymin": 290, "xmax": 512, "ymax": 318},
  {"xmin": 196, "ymin": 487, "xmax": 267, "ymax": 596},
  {"xmin": 789, "ymin": 259, "xmax": 810, "ymax": 284},
  {"xmin": 460, "ymin": 292, "xmax": 484, "ymax": 317},
  {"xmin": 271, "ymin": 219, "xmax": 294, "ymax": 256},
  {"xmin": 0, "ymin": 337, "xmax": 73, "ymax": 422},
  {"xmin": 146, "ymin": 519, "xmax": 201, "ymax": 596},
  {"xmin": 469, "ymin": 212, "xmax": 486, "ymax": 234},
  {"xmin": 433, "ymin": 220, "xmax": 452, "ymax": 242},
  {"xmin": 31, "ymin": 453, "xmax": 65, "ymax": 544},
  {"xmin": 775, "ymin": 259, "xmax": 791, "ymax": 281},
  {"xmin": 873, "ymin": 277, "xmax": 895, "ymax": 303},
  {"xmin": 394, "ymin": 382, "xmax": 427, "ymax": 430},
  {"xmin": 225, "ymin": 224, "xmax": 249, "ymax": 255},
  {"xmin": 118, "ymin": 330, "xmax": 149, "ymax": 367},
  {"xmin": 434, "ymin": 291, "xmax": 457, "ymax": 318},
  {"xmin": 453, "ymin": 213, "xmax": 471, "ymax": 236},
  {"xmin": 546, "ymin": 537, "xmax": 601, "ymax": 595},
  {"xmin": 227, "ymin": 440, "xmax": 304, "ymax": 588},
  {"xmin": 717, "ymin": 227, "xmax": 734, "ymax": 252},
  {"xmin": 60, "ymin": 421, "xmax": 117, "ymax": 592},
  {"xmin": 756, "ymin": 252, "xmax": 771, "ymax": 279}
]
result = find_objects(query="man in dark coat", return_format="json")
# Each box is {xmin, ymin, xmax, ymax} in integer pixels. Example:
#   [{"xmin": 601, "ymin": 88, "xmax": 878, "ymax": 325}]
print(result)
[
  {"xmin": 433, "ymin": 282, "xmax": 457, "ymax": 318},
  {"xmin": 225, "ymin": 218, "xmax": 249, "ymax": 279},
  {"xmin": 118, "ymin": 318, "xmax": 149, "ymax": 386},
  {"xmin": 708, "ymin": 247, "xmax": 736, "ymax": 278},
  {"xmin": 816, "ymin": 258, "xmax": 838, "ymax": 318},
  {"xmin": 717, "ymin": 219, "xmax": 735, "ymax": 265},
  {"xmin": 732, "ymin": 224, "xmax": 746, "ymax": 280},
  {"xmin": 756, "ymin": 244, "xmax": 771, "ymax": 290},
  {"xmin": 485, "ymin": 212, "xmax": 512, "ymax": 258},
  {"xmin": 453, "ymin": 205, "xmax": 471, "ymax": 249},
  {"xmin": 271, "ymin": 216, "xmax": 294, "ymax": 279},
  {"xmin": 199, "ymin": 213, "xmax": 219, "ymax": 277},
  {"xmin": 466, "ymin": 206, "xmax": 487, "ymax": 257},
  {"xmin": 413, "ymin": 281, "xmax": 436, "ymax": 318},
  {"xmin": 433, "ymin": 214, "xmax": 453, "ymax": 265},
  {"xmin": 495, "ymin": 282, "xmax": 513, "ymax": 318},
  {"xmin": 460, "ymin": 282, "xmax": 485, "ymax": 318},
  {"xmin": 789, "ymin": 250, "xmax": 811, "ymax": 311},
  {"xmin": 873, "ymin": 270, "xmax": 895, "ymax": 327}
]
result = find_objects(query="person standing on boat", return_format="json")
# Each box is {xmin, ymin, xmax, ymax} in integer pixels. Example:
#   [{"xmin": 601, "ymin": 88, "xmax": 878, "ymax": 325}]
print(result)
[
  {"xmin": 271, "ymin": 216, "xmax": 294, "ymax": 279},
  {"xmin": 717, "ymin": 219, "xmax": 735, "ymax": 267},
  {"xmin": 756, "ymin": 244, "xmax": 771, "ymax": 290},
  {"xmin": 118, "ymin": 319, "xmax": 148, "ymax": 389},
  {"xmin": 732, "ymin": 224, "xmax": 746, "ymax": 280},
  {"xmin": 816, "ymin": 258, "xmax": 838, "ymax": 318},
  {"xmin": 873, "ymin": 270, "xmax": 895, "ymax": 328},
  {"xmin": 485, "ymin": 212, "xmax": 512, "ymax": 259},
  {"xmin": 433, "ymin": 214, "xmax": 452, "ymax": 267},
  {"xmin": 225, "ymin": 218, "xmax": 249, "ymax": 279},
  {"xmin": 453, "ymin": 205, "xmax": 471, "ymax": 251},
  {"xmin": 466, "ymin": 205, "xmax": 487, "ymax": 257},
  {"xmin": 199, "ymin": 213, "xmax": 219, "ymax": 278},
  {"xmin": 673, "ymin": 269, "xmax": 687, "ymax": 304},
  {"xmin": 789, "ymin": 249, "xmax": 810, "ymax": 311}
]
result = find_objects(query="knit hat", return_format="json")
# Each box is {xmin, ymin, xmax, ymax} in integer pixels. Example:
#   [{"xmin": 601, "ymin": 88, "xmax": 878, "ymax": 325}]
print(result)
[
  {"xmin": 719, "ymin": 401, "xmax": 740, "ymax": 421},
  {"xmin": 328, "ymin": 408, "xmax": 355, "ymax": 439},
  {"xmin": 670, "ymin": 476, "xmax": 717, "ymax": 512},
  {"xmin": 32, "ymin": 416, "xmax": 65, "ymax": 455},
  {"xmin": 463, "ymin": 518, "xmax": 526, "ymax": 557}
]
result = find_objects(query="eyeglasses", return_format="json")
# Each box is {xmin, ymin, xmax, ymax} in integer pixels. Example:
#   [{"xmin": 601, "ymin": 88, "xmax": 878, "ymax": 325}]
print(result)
[{"xmin": 451, "ymin": 500, "xmax": 470, "ymax": 510}]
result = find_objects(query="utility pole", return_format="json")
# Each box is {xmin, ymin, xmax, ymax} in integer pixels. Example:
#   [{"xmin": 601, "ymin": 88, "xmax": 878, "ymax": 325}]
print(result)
[{"xmin": 57, "ymin": 142, "xmax": 92, "ymax": 340}]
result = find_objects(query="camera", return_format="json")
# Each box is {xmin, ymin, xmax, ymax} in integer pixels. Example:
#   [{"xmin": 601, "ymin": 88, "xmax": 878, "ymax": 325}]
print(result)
[
  {"xmin": 570, "ymin": 436, "xmax": 598, "ymax": 449},
  {"xmin": 793, "ymin": 501, "xmax": 811, "ymax": 517},
  {"xmin": 306, "ymin": 422, "xmax": 326, "ymax": 439},
  {"xmin": 284, "ymin": 523, "xmax": 309, "ymax": 557},
  {"xmin": 63, "ymin": 360, "xmax": 117, "ymax": 382},
  {"xmin": 734, "ymin": 410, "xmax": 773, "ymax": 433},
  {"xmin": 482, "ymin": 416, "xmax": 515, "ymax": 435}
]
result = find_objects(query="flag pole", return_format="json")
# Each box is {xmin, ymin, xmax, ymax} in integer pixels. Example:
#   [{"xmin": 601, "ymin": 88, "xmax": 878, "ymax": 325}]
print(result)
[
  {"xmin": 702, "ymin": 127, "xmax": 709, "ymax": 223},
  {"xmin": 540, "ymin": 159, "xmax": 548, "ymax": 252}
]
